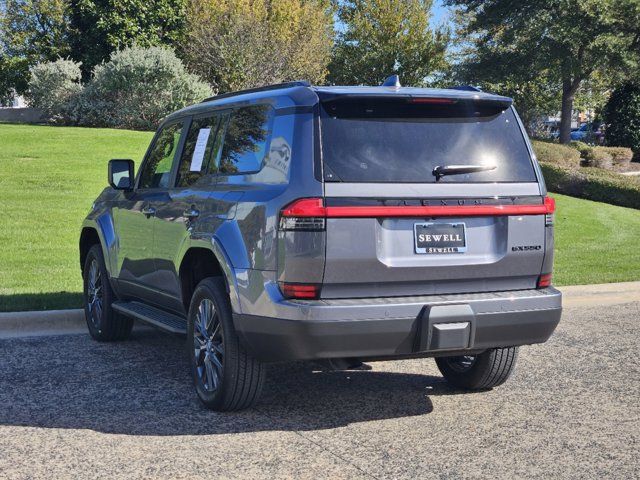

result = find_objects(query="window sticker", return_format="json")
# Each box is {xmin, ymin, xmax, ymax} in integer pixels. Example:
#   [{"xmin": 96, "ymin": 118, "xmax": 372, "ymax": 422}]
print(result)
[{"xmin": 190, "ymin": 128, "xmax": 211, "ymax": 172}]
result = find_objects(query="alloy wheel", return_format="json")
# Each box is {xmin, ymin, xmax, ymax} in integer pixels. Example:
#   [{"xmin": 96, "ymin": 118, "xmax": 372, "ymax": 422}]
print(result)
[
  {"xmin": 193, "ymin": 298, "xmax": 224, "ymax": 393},
  {"xmin": 86, "ymin": 259, "xmax": 103, "ymax": 329}
]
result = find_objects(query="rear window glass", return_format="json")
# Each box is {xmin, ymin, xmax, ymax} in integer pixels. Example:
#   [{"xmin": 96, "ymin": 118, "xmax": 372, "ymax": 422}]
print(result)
[{"xmin": 319, "ymin": 101, "xmax": 536, "ymax": 183}]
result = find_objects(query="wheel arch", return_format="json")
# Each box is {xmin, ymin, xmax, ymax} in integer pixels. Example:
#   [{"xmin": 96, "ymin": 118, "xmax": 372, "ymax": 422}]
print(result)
[
  {"xmin": 177, "ymin": 241, "xmax": 241, "ymax": 314},
  {"xmin": 79, "ymin": 226, "xmax": 102, "ymax": 270}
]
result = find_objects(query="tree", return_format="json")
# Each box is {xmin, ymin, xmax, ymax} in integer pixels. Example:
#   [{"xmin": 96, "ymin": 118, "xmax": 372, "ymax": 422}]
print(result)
[
  {"xmin": 475, "ymin": 79, "xmax": 560, "ymax": 137},
  {"xmin": 328, "ymin": 0, "xmax": 448, "ymax": 86},
  {"xmin": 182, "ymin": 0, "xmax": 334, "ymax": 94},
  {"xmin": 604, "ymin": 82, "xmax": 640, "ymax": 153},
  {"xmin": 0, "ymin": 0, "xmax": 71, "ymax": 96},
  {"xmin": 447, "ymin": 0, "xmax": 640, "ymax": 143},
  {"xmin": 68, "ymin": 0, "xmax": 187, "ymax": 77}
]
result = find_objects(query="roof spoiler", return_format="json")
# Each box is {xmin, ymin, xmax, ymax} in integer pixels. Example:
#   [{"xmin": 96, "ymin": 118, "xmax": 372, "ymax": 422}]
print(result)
[
  {"xmin": 449, "ymin": 85, "xmax": 483, "ymax": 92},
  {"xmin": 201, "ymin": 80, "xmax": 310, "ymax": 103}
]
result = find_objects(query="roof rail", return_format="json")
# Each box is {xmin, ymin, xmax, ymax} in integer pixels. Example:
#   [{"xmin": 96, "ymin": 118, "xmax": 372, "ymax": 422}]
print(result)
[
  {"xmin": 449, "ymin": 85, "xmax": 483, "ymax": 92},
  {"xmin": 201, "ymin": 80, "xmax": 311, "ymax": 103}
]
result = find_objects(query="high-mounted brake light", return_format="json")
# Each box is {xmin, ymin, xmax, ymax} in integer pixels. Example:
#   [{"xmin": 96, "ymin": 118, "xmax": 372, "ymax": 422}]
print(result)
[
  {"xmin": 279, "ymin": 282, "xmax": 321, "ymax": 300},
  {"xmin": 410, "ymin": 97, "xmax": 456, "ymax": 105}
]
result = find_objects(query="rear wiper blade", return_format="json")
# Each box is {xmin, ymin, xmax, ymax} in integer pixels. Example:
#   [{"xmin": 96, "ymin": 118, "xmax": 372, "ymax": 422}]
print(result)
[{"xmin": 432, "ymin": 164, "xmax": 497, "ymax": 181}]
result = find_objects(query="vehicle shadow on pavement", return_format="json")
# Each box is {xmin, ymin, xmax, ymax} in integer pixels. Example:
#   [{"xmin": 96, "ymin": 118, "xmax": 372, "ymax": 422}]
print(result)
[{"xmin": 0, "ymin": 329, "xmax": 466, "ymax": 435}]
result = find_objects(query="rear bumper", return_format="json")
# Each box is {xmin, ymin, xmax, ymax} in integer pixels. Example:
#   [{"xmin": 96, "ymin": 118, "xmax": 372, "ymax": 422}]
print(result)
[{"xmin": 233, "ymin": 287, "xmax": 562, "ymax": 362}]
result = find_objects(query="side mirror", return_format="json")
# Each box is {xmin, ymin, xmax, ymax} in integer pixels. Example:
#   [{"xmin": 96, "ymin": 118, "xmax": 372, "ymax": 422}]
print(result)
[{"xmin": 108, "ymin": 159, "xmax": 134, "ymax": 190}]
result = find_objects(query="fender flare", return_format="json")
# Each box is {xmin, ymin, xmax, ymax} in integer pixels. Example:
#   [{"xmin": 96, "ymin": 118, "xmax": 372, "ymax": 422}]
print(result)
[
  {"xmin": 175, "ymin": 236, "xmax": 242, "ymax": 314},
  {"xmin": 80, "ymin": 215, "xmax": 116, "ymax": 275}
]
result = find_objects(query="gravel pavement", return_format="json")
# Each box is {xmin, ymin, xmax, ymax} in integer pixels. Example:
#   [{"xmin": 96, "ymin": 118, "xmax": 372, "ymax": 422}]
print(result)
[{"xmin": 0, "ymin": 301, "xmax": 638, "ymax": 479}]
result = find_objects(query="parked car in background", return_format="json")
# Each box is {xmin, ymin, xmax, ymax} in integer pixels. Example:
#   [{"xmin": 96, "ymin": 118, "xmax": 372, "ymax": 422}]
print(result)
[
  {"xmin": 571, "ymin": 122, "xmax": 605, "ymax": 144},
  {"xmin": 80, "ymin": 78, "xmax": 562, "ymax": 411}
]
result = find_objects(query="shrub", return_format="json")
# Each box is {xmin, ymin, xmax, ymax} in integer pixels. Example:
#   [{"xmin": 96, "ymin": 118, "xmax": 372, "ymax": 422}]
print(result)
[
  {"xmin": 73, "ymin": 45, "xmax": 212, "ymax": 130},
  {"xmin": 601, "ymin": 146, "xmax": 634, "ymax": 165},
  {"xmin": 568, "ymin": 140, "xmax": 592, "ymax": 158},
  {"xmin": 27, "ymin": 59, "xmax": 82, "ymax": 122},
  {"xmin": 604, "ymin": 82, "xmax": 640, "ymax": 154},
  {"xmin": 540, "ymin": 163, "xmax": 640, "ymax": 210},
  {"xmin": 532, "ymin": 140, "xmax": 581, "ymax": 168},
  {"xmin": 582, "ymin": 147, "xmax": 613, "ymax": 169}
]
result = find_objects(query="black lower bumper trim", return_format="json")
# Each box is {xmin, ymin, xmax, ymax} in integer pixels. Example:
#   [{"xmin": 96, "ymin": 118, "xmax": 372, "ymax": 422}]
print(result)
[{"xmin": 233, "ymin": 307, "xmax": 562, "ymax": 362}]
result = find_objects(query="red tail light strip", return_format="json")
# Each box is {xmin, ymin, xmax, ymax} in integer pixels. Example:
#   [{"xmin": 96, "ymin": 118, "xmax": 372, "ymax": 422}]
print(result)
[{"xmin": 282, "ymin": 197, "xmax": 556, "ymax": 218}]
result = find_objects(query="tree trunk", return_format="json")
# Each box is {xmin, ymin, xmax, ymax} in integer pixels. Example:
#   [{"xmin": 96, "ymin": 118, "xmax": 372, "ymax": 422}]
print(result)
[{"xmin": 559, "ymin": 78, "xmax": 580, "ymax": 144}]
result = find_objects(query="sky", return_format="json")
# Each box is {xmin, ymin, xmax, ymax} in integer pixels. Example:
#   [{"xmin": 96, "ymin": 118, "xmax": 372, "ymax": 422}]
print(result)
[{"xmin": 431, "ymin": 1, "xmax": 452, "ymax": 29}]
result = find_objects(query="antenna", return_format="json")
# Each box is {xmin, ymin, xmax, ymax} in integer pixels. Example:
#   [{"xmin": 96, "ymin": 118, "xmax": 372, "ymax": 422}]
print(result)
[{"xmin": 381, "ymin": 74, "xmax": 401, "ymax": 88}]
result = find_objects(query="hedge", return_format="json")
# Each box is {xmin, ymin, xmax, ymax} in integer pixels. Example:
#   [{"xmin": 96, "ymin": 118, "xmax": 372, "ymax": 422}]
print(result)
[
  {"xmin": 531, "ymin": 140, "xmax": 581, "ymax": 168},
  {"xmin": 540, "ymin": 162, "xmax": 640, "ymax": 210}
]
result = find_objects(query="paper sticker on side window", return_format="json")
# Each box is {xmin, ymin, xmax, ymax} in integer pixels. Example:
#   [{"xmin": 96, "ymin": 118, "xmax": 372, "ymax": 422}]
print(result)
[{"xmin": 190, "ymin": 128, "xmax": 211, "ymax": 172}]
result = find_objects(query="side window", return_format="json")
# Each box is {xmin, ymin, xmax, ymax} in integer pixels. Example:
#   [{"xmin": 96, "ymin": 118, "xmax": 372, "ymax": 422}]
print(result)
[
  {"xmin": 138, "ymin": 122, "xmax": 183, "ymax": 189},
  {"xmin": 219, "ymin": 105, "xmax": 274, "ymax": 175},
  {"xmin": 176, "ymin": 113, "xmax": 226, "ymax": 188}
]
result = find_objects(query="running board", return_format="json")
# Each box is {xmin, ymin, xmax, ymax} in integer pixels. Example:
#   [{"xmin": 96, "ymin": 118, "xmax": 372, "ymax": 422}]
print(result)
[{"xmin": 112, "ymin": 301, "xmax": 187, "ymax": 334}]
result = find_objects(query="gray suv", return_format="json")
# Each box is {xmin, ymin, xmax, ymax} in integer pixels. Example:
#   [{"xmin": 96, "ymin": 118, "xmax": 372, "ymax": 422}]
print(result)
[{"xmin": 80, "ymin": 79, "xmax": 562, "ymax": 411}]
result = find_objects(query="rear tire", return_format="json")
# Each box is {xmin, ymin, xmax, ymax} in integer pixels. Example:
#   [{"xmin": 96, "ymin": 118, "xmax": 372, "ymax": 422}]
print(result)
[
  {"xmin": 82, "ymin": 244, "xmax": 133, "ymax": 341},
  {"xmin": 187, "ymin": 277, "xmax": 265, "ymax": 411},
  {"xmin": 436, "ymin": 347, "xmax": 518, "ymax": 390}
]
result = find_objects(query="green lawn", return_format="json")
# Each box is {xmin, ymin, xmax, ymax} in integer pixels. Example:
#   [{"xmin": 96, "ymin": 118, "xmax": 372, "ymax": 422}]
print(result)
[
  {"xmin": 552, "ymin": 194, "xmax": 640, "ymax": 285},
  {"xmin": 0, "ymin": 123, "xmax": 638, "ymax": 311},
  {"xmin": 0, "ymin": 124, "xmax": 153, "ymax": 311}
]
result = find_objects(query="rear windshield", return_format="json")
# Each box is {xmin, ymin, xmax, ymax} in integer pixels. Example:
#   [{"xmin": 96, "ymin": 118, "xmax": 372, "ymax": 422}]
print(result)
[{"xmin": 319, "ymin": 100, "xmax": 536, "ymax": 183}]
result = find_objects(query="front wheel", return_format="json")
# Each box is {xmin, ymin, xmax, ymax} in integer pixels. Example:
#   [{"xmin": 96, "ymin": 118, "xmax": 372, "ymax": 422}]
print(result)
[
  {"xmin": 435, "ymin": 347, "xmax": 518, "ymax": 390},
  {"xmin": 82, "ymin": 244, "xmax": 133, "ymax": 341},
  {"xmin": 187, "ymin": 277, "xmax": 265, "ymax": 411}
]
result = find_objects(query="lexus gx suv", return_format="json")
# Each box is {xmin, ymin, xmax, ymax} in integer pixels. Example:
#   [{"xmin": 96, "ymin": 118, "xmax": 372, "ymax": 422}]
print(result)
[{"xmin": 80, "ymin": 78, "xmax": 562, "ymax": 411}]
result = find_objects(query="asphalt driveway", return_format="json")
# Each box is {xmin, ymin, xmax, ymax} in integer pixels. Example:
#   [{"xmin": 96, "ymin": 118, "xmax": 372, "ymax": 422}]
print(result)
[{"xmin": 0, "ymin": 301, "xmax": 638, "ymax": 479}]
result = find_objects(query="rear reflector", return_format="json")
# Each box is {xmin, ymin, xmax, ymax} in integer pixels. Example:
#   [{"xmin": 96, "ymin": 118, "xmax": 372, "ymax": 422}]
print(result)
[
  {"xmin": 537, "ymin": 273, "xmax": 553, "ymax": 289},
  {"xmin": 279, "ymin": 282, "xmax": 321, "ymax": 300},
  {"xmin": 280, "ymin": 196, "xmax": 557, "ymax": 222}
]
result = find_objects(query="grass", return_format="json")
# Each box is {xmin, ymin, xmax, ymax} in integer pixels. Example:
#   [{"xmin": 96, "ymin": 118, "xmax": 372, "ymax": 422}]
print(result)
[
  {"xmin": 0, "ymin": 123, "xmax": 153, "ymax": 311},
  {"xmin": 0, "ymin": 124, "xmax": 638, "ymax": 311},
  {"xmin": 552, "ymin": 194, "xmax": 640, "ymax": 285}
]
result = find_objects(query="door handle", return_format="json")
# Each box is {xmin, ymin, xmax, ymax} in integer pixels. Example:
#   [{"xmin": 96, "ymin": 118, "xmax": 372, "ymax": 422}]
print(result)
[
  {"xmin": 183, "ymin": 207, "xmax": 200, "ymax": 219},
  {"xmin": 141, "ymin": 206, "xmax": 156, "ymax": 217}
]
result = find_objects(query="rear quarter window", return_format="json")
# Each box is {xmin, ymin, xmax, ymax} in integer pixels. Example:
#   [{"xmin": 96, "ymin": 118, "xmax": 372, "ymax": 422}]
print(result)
[{"xmin": 219, "ymin": 104, "xmax": 274, "ymax": 175}]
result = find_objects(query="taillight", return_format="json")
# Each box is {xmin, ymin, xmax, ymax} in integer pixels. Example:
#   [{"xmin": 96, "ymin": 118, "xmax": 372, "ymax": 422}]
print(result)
[
  {"xmin": 279, "ymin": 198, "xmax": 326, "ymax": 231},
  {"xmin": 279, "ymin": 282, "xmax": 321, "ymax": 300},
  {"xmin": 544, "ymin": 196, "xmax": 555, "ymax": 226},
  {"xmin": 537, "ymin": 273, "xmax": 553, "ymax": 289}
]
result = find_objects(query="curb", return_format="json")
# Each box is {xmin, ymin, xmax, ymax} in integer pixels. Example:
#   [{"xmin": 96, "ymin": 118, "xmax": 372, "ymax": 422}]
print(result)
[
  {"xmin": 559, "ymin": 281, "xmax": 640, "ymax": 308},
  {"xmin": 1, "ymin": 281, "xmax": 639, "ymax": 338},
  {"xmin": 0, "ymin": 309, "xmax": 85, "ymax": 339}
]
